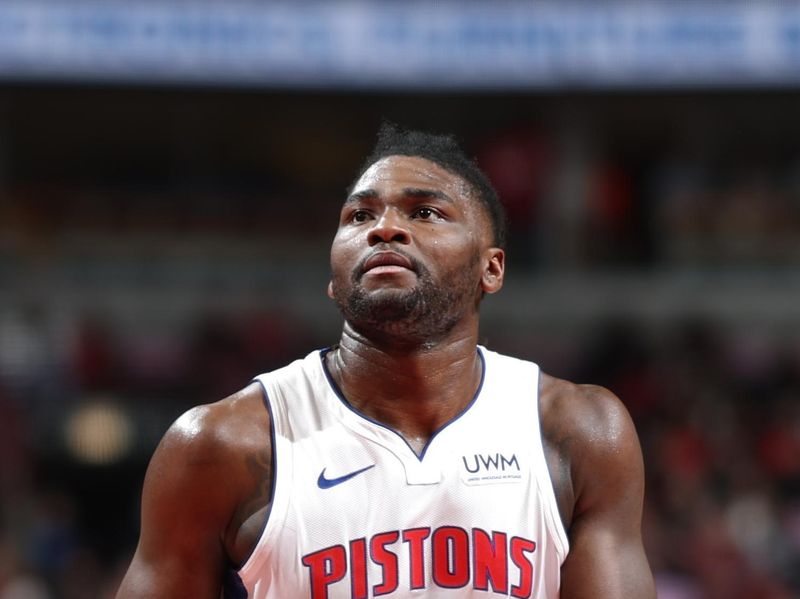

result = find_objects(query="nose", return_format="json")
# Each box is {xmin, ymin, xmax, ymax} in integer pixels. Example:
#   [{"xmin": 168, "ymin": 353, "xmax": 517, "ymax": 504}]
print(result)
[{"xmin": 367, "ymin": 209, "xmax": 411, "ymax": 246}]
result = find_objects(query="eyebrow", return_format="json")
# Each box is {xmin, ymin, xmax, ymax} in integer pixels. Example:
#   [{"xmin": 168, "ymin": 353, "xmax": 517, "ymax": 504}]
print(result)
[{"xmin": 344, "ymin": 188, "xmax": 455, "ymax": 205}]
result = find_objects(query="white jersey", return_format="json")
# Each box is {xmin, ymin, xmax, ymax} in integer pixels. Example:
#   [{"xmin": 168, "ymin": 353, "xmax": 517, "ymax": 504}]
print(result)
[{"xmin": 225, "ymin": 346, "xmax": 569, "ymax": 599}]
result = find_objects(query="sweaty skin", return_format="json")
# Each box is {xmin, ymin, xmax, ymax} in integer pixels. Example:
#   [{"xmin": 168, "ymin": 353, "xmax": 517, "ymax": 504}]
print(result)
[{"xmin": 116, "ymin": 156, "xmax": 655, "ymax": 598}]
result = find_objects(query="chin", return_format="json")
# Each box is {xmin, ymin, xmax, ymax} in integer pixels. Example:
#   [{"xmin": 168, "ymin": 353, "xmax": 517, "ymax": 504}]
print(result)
[{"xmin": 361, "ymin": 285, "xmax": 417, "ymax": 299}]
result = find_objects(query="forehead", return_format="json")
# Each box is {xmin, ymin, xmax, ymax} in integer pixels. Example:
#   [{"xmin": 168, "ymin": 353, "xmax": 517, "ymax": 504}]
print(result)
[{"xmin": 351, "ymin": 155, "xmax": 475, "ymax": 202}]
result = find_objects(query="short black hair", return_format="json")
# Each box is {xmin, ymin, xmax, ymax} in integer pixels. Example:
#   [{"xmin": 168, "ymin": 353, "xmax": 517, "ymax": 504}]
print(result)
[{"xmin": 352, "ymin": 122, "xmax": 507, "ymax": 249}]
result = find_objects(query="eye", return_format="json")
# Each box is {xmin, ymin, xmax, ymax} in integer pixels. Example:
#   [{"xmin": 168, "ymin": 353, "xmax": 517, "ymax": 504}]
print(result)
[
  {"xmin": 412, "ymin": 207, "xmax": 438, "ymax": 220},
  {"xmin": 351, "ymin": 209, "xmax": 371, "ymax": 223}
]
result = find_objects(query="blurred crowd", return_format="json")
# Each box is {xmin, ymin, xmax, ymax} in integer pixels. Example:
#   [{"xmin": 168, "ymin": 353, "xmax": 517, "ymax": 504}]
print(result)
[
  {"xmin": 2, "ymin": 99, "xmax": 800, "ymax": 598},
  {"xmin": 0, "ymin": 306, "xmax": 318, "ymax": 599},
  {"xmin": 1, "ymin": 307, "xmax": 799, "ymax": 598},
  {"xmin": 576, "ymin": 321, "xmax": 800, "ymax": 598}
]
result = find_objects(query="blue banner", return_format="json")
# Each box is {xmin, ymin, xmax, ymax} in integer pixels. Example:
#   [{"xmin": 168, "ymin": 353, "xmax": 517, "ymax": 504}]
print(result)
[{"xmin": 0, "ymin": 1, "xmax": 799, "ymax": 88}]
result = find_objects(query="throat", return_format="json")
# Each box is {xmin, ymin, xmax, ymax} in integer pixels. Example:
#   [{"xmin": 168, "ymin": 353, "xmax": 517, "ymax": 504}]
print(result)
[
  {"xmin": 323, "ymin": 344, "xmax": 485, "ymax": 454},
  {"xmin": 406, "ymin": 436, "xmax": 429, "ymax": 459}
]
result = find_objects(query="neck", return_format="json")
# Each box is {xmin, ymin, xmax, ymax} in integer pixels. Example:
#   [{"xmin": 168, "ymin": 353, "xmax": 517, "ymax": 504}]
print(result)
[{"xmin": 327, "ymin": 320, "xmax": 483, "ymax": 453}]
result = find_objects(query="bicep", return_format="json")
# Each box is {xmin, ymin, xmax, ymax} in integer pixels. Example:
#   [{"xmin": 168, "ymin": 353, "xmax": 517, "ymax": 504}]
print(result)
[
  {"xmin": 116, "ymin": 409, "xmax": 233, "ymax": 599},
  {"xmin": 560, "ymin": 510, "xmax": 653, "ymax": 598},
  {"xmin": 116, "ymin": 547, "xmax": 220, "ymax": 599},
  {"xmin": 116, "ymin": 504, "xmax": 224, "ymax": 599},
  {"xmin": 558, "ymin": 387, "xmax": 655, "ymax": 599}
]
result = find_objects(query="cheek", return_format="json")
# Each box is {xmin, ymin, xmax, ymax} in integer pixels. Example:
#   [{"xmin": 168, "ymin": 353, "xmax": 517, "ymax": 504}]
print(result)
[
  {"xmin": 330, "ymin": 231, "xmax": 360, "ymax": 273},
  {"xmin": 430, "ymin": 237, "xmax": 480, "ymax": 273}
]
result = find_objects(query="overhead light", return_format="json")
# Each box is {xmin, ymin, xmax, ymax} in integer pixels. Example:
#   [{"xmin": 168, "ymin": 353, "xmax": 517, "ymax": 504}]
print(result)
[{"xmin": 64, "ymin": 400, "xmax": 134, "ymax": 465}]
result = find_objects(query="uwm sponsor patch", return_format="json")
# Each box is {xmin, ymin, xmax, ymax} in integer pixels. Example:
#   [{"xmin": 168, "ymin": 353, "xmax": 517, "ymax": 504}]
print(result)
[
  {"xmin": 301, "ymin": 526, "xmax": 537, "ymax": 599},
  {"xmin": 461, "ymin": 452, "xmax": 524, "ymax": 486}
]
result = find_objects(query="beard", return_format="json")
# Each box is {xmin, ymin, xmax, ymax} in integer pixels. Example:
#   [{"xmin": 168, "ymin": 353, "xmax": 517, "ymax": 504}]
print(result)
[{"xmin": 330, "ymin": 249, "xmax": 481, "ymax": 345}]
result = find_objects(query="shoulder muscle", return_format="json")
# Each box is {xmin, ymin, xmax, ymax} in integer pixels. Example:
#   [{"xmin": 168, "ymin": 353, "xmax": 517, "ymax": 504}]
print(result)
[
  {"xmin": 540, "ymin": 375, "xmax": 654, "ymax": 599},
  {"xmin": 116, "ymin": 383, "xmax": 270, "ymax": 598},
  {"xmin": 541, "ymin": 376, "xmax": 644, "ymax": 520}
]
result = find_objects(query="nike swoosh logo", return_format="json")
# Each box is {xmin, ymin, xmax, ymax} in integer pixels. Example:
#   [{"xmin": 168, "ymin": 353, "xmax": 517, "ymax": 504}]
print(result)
[{"xmin": 317, "ymin": 464, "xmax": 375, "ymax": 489}]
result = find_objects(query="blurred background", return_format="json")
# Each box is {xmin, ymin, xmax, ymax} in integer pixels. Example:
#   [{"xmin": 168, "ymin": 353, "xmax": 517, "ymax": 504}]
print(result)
[{"xmin": 1, "ymin": 1, "xmax": 800, "ymax": 598}]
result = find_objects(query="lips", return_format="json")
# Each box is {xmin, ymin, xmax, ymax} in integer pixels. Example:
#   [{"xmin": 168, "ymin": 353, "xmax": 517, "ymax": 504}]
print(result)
[{"xmin": 361, "ymin": 251, "xmax": 414, "ymax": 274}]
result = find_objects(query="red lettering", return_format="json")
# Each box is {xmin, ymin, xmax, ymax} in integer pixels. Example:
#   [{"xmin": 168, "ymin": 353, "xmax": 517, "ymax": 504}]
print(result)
[
  {"xmin": 402, "ymin": 527, "xmax": 431, "ymax": 589},
  {"xmin": 301, "ymin": 545, "xmax": 347, "ymax": 599},
  {"xmin": 370, "ymin": 531, "xmax": 400, "ymax": 595},
  {"xmin": 301, "ymin": 527, "xmax": 538, "ymax": 597},
  {"xmin": 510, "ymin": 536, "xmax": 537, "ymax": 598},
  {"xmin": 472, "ymin": 529, "xmax": 508, "ymax": 593},
  {"xmin": 349, "ymin": 538, "xmax": 368, "ymax": 599},
  {"xmin": 432, "ymin": 526, "xmax": 470, "ymax": 588}
]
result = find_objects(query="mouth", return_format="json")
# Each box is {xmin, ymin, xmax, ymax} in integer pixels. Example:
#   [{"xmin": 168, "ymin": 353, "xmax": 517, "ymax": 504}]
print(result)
[{"xmin": 360, "ymin": 251, "xmax": 415, "ymax": 276}]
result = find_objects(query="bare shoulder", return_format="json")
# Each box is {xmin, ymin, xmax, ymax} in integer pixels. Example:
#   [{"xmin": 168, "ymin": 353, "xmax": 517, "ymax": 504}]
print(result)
[
  {"xmin": 539, "ymin": 374, "xmax": 637, "ymax": 453},
  {"xmin": 143, "ymin": 382, "xmax": 272, "ymax": 560},
  {"xmin": 116, "ymin": 383, "xmax": 271, "ymax": 598},
  {"xmin": 164, "ymin": 382, "xmax": 270, "ymax": 459},
  {"xmin": 538, "ymin": 377, "xmax": 654, "ymax": 597},
  {"xmin": 538, "ymin": 373, "xmax": 644, "ymax": 526},
  {"xmin": 176, "ymin": 383, "xmax": 269, "ymax": 447}
]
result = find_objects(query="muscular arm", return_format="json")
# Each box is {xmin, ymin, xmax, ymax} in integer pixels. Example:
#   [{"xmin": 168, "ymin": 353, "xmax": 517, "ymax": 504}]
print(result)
[
  {"xmin": 116, "ymin": 384, "xmax": 271, "ymax": 598},
  {"xmin": 541, "ymin": 378, "xmax": 655, "ymax": 599}
]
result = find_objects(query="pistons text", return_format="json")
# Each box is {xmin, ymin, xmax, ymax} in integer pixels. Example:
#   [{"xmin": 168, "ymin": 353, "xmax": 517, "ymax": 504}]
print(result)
[{"xmin": 301, "ymin": 525, "xmax": 537, "ymax": 598}]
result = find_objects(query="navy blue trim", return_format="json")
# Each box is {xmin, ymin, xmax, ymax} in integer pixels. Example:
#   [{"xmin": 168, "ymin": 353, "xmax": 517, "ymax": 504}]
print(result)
[
  {"xmin": 319, "ymin": 347, "xmax": 486, "ymax": 461},
  {"xmin": 230, "ymin": 379, "xmax": 278, "ymax": 571},
  {"xmin": 222, "ymin": 570, "xmax": 249, "ymax": 599}
]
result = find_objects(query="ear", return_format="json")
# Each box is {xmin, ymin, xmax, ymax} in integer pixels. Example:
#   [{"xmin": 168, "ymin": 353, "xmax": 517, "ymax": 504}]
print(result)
[
  {"xmin": 327, "ymin": 280, "xmax": 335, "ymax": 300},
  {"xmin": 480, "ymin": 247, "xmax": 505, "ymax": 294}
]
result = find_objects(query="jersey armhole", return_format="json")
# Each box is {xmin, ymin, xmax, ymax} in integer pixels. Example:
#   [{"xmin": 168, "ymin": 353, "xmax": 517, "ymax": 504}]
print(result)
[
  {"xmin": 532, "ymin": 365, "xmax": 571, "ymax": 563},
  {"xmin": 234, "ymin": 376, "xmax": 285, "ymax": 577}
]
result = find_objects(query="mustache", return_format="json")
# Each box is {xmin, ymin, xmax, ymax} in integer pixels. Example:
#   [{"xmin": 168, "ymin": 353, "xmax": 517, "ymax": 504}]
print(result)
[{"xmin": 351, "ymin": 248, "xmax": 425, "ymax": 283}]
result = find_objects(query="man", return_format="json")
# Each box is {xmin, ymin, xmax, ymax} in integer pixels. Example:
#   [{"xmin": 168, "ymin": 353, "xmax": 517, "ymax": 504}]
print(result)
[{"xmin": 117, "ymin": 124, "xmax": 655, "ymax": 598}]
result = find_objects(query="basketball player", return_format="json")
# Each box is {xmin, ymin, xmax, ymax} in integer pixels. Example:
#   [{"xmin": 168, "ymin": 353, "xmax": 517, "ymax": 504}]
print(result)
[{"xmin": 117, "ymin": 125, "xmax": 655, "ymax": 598}]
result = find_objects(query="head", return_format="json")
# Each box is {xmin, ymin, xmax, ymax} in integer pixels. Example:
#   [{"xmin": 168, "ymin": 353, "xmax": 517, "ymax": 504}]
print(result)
[{"xmin": 328, "ymin": 123, "xmax": 507, "ymax": 346}]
